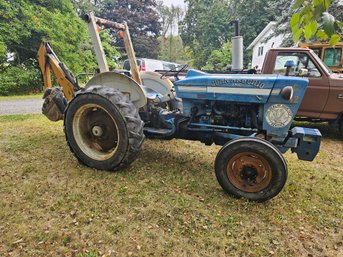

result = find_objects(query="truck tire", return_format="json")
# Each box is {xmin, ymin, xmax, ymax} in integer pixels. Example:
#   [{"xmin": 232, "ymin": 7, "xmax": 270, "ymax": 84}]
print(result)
[
  {"xmin": 64, "ymin": 86, "xmax": 144, "ymax": 170},
  {"xmin": 339, "ymin": 117, "xmax": 343, "ymax": 138},
  {"xmin": 215, "ymin": 137, "xmax": 287, "ymax": 202}
]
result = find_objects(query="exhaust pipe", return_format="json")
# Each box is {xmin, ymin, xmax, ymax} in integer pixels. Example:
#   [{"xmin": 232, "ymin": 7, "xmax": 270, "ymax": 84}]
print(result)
[{"xmin": 230, "ymin": 20, "xmax": 243, "ymax": 71}]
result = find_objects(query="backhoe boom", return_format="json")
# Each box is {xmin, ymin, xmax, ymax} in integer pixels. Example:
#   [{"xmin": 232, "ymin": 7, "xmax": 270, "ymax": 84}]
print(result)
[{"xmin": 37, "ymin": 42, "xmax": 78, "ymax": 101}]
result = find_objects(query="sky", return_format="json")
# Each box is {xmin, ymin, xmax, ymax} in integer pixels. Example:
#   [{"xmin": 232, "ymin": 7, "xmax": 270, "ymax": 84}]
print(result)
[{"xmin": 162, "ymin": 0, "xmax": 186, "ymax": 7}]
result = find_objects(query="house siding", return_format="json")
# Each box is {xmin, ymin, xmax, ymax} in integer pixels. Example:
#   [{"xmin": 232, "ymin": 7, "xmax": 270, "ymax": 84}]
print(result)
[{"xmin": 251, "ymin": 29, "xmax": 284, "ymax": 70}]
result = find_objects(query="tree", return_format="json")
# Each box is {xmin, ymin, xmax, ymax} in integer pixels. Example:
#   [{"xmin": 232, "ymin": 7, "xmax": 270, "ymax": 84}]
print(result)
[
  {"xmin": 156, "ymin": 1, "xmax": 185, "ymax": 61},
  {"xmin": 231, "ymin": 0, "xmax": 276, "ymax": 51},
  {"xmin": 180, "ymin": 0, "xmax": 283, "ymax": 68},
  {"xmin": 0, "ymin": 0, "xmax": 97, "ymax": 94},
  {"xmin": 290, "ymin": 0, "xmax": 343, "ymax": 44},
  {"xmin": 71, "ymin": 0, "xmax": 100, "ymax": 15},
  {"xmin": 202, "ymin": 41, "xmax": 232, "ymax": 70},
  {"xmin": 158, "ymin": 35, "xmax": 188, "ymax": 62},
  {"xmin": 0, "ymin": 0, "xmax": 96, "ymax": 72},
  {"xmin": 180, "ymin": 0, "xmax": 231, "ymax": 68},
  {"xmin": 99, "ymin": 0, "xmax": 161, "ymax": 58},
  {"xmin": 156, "ymin": 1, "xmax": 184, "ymax": 38}
]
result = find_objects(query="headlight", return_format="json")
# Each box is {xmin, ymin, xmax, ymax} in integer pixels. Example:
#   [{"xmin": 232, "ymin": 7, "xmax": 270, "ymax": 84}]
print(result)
[{"xmin": 280, "ymin": 86, "xmax": 294, "ymax": 101}]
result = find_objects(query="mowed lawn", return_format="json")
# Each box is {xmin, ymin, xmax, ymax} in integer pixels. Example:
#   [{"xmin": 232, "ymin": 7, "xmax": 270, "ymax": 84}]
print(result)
[{"xmin": 0, "ymin": 114, "xmax": 342, "ymax": 257}]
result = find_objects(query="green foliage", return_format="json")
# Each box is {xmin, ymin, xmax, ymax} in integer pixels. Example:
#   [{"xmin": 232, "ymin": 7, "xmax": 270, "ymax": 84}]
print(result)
[
  {"xmin": 99, "ymin": 30, "xmax": 121, "ymax": 70},
  {"xmin": 1, "ymin": 0, "xmax": 87, "ymax": 69},
  {"xmin": 0, "ymin": 41, "xmax": 6, "ymax": 59},
  {"xmin": 181, "ymin": 0, "xmax": 284, "ymax": 68},
  {"xmin": 156, "ymin": 1, "xmax": 184, "ymax": 38},
  {"xmin": 0, "ymin": 61, "xmax": 41, "ymax": 96},
  {"xmin": 290, "ymin": 0, "xmax": 342, "ymax": 44},
  {"xmin": 180, "ymin": 0, "xmax": 230, "ymax": 68},
  {"xmin": 71, "ymin": 0, "xmax": 99, "ymax": 15},
  {"xmin": 202, "ymin": 41, "xmax": 232, "ymax": 71},
  {"xmin": 158, "ymin": 36, "xmax": 187, "ymax": 63},
  {"xmin": 0, "ymin": 0, "xmax": 99, "ymax": 95}
]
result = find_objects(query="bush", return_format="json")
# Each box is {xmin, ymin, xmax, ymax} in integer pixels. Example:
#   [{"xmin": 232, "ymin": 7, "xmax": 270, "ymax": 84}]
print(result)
[{"xmin": 0, "ymin": 61, "xmax": 42, "ymax": 96}]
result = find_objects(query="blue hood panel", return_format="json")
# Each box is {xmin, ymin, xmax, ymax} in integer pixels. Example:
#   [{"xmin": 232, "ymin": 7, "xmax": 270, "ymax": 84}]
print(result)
[
  {"xmin": 174, "ymin": 69, "xmax": 308, "ymax": 104},
  {"xmin": 174, "ymin": 69, "xmax": 280, "ymax": 103}
]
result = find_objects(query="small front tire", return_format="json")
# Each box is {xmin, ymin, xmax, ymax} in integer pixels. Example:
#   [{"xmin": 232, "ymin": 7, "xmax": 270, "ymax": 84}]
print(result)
[{"xmin": 215, "ymin": 137, "xmax": 287, "ymax": 202}]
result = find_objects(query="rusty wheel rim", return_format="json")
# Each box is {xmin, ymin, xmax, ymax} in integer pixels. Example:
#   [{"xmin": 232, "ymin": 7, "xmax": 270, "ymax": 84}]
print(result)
[
  {"xmin": 226, "ymin": 152, "xmax": 272, "ymax": 193},
  {"xmin": 73, "ymin": 104, "xmax": 120, "ymax": 161}
]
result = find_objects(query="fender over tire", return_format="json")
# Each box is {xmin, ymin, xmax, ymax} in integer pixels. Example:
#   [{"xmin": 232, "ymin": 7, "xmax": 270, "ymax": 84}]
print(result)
[{"xmin": 64, "ymin": 86, "xmax": 144, "ymax": 170}]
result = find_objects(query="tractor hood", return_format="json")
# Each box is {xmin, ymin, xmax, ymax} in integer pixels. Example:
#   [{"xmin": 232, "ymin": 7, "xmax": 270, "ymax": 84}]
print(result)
[{"xmin": 174, "ymin": 69, "xmax": 308, "ymax": 104}]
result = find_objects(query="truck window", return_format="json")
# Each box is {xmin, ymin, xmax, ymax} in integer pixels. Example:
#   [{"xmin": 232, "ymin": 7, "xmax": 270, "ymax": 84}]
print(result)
[
  {"xmin": 323, "ymin": 48, "xmax": 342, "ymax": 66},
  {"xmin": 273, "ymin": 52, "xmax": 321, "ymax": 78},
  {"xmin": 123, "ymin": 59, "xmax": 142, "ymax": 70},
  {"xmin": 311, "ymin": 48, "xmax": 322, "ymax": 58}
]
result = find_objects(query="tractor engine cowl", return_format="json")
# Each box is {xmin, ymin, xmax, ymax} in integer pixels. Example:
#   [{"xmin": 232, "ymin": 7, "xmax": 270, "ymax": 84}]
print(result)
[{"xmin": 174, "ymin": 69, "xmax": 309, "ymax": 143}]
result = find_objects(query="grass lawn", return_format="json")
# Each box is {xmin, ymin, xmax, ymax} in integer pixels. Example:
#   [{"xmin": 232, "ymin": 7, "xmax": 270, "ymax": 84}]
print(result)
[
  {"xmin": 0, "ymin": 114, "xmax": 342, "ymax": 256},
  {"xmin": 0, "ymin": 93, "xmax": 42, "ymax": 101}
]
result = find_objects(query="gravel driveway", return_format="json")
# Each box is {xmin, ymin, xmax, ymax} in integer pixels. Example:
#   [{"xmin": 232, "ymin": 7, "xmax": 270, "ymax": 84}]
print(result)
[{"xmin": 0, "ymin": 98, "xmax": 44, "ymax": 115}]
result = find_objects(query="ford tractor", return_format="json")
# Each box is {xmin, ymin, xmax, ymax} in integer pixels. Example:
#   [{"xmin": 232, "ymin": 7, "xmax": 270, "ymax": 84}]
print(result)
[{"xmin": 37, "ymin": 13, "xmax": 321, "ymax": 202}]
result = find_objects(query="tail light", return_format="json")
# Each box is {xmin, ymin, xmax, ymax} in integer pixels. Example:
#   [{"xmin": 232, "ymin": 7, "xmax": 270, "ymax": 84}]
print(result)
[{"xmin": 141, "ymin": 62, "xmax": 146, "ymax": 71}]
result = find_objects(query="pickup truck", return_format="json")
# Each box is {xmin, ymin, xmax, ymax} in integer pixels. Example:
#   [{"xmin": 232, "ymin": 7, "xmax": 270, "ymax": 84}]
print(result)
[{"xmin": 261, "ymin": 48, "xmax": 343, "ymax": 137}]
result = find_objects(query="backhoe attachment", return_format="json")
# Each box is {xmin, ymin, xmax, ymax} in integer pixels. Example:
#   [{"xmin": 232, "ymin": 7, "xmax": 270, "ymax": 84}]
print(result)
[{"xmin": 37, "ymin": 42, "xmax": 79, "ymax": 121}]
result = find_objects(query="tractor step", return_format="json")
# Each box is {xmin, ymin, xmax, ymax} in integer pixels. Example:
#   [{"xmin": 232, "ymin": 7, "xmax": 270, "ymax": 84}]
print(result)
[{"xmin": 143, "ymin": 127, "xmax": 173, "ymax": 135}]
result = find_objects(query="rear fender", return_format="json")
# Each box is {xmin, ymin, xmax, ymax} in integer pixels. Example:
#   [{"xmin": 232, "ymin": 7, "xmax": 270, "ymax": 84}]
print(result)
[
  {"xmin": 140, "ymin": 71, "xmax": 174, "ymax": 98},
  {"xmin": 86, "ymin": 71, "xmax": 147, "ymax": 108}
]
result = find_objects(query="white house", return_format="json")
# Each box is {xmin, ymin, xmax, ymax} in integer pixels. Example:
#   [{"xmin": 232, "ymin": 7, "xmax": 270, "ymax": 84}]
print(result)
[{"xmin": 247, "ymin": 22, "xmax": 285, "ymax": 70}]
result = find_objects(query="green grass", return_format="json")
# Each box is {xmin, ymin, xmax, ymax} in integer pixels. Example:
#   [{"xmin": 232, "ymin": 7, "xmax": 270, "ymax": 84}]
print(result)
[
  {"xmin": 0, "ymin": 114, "xmax": 342, "ymax": 256},
  {"xmin": 0, "ymin": 93, "xmax": 42, "ymax": 101}
]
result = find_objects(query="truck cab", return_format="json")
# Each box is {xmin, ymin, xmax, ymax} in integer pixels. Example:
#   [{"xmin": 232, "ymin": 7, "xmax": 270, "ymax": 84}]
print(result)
[
  {"xmin": 298, "ymin": 42, "xmax": 343, "ymax": 73},
  {"xmin": 261, "ymin": 48, "xmax": 343, "ymax": 136}
]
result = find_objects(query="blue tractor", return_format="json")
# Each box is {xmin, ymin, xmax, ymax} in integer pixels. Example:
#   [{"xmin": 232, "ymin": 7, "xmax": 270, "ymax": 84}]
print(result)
[
  {"xmin": 61, "ymin": 68, "xmax": 321, "ymax": 202},
  {"xmin": 39, "ymin": 14, "xmax": 321, "ymax": 202}
]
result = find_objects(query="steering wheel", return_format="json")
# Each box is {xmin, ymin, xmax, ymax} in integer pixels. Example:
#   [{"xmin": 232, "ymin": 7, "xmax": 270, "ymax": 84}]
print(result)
[
  {"xmin": 160, "ymin": 64, "xmax": 189, "ymax": 81},
  {"xmin": 174, "ymin": 64, "xmax": 188, "ymax": 80}
]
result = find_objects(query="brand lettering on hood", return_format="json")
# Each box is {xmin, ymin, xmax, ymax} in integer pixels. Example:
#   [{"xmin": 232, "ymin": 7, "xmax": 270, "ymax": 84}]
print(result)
[{"xmin": 211, "ymin": 79, "xmax": 265, "ymax": 89}]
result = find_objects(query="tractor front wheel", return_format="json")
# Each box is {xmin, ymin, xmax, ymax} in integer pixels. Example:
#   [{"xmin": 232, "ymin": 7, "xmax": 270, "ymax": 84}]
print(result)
[
  {"xmin": 64, "ymin": 86, "xmax": 144, "ymax": 170},
  {"xmin": 215, "ymin": 137, "xmax": 287, "ymax": 202}
]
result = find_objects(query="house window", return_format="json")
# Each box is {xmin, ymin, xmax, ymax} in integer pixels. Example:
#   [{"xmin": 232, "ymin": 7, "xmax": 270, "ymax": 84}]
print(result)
[{"xmin": 258, "ymin": 46, "xmax": 264, "ymax": 56}]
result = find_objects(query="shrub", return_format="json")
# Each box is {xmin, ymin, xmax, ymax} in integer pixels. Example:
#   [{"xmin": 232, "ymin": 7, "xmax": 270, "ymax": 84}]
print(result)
[{"xmin": 0, "ymin": 60, "xmax": 42, "ymax": 96}]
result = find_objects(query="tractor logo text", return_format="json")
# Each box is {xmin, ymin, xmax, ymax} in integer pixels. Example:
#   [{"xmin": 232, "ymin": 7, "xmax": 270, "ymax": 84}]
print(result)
[{"xmin": 212, "ymin": 79, "xmax": 265, "ymax": 89}]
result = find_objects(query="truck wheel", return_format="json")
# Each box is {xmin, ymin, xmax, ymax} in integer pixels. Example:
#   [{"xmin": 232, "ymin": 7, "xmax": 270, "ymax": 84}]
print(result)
[
  {"xmin": 339, "ymin": 117, "xmax": 343, "ymax": 138},
  {"xmin": 64, "ymin": 86, "xmax": 144, "ymax": 170},
  {"xmin": 215, "ymin": 137, "xmax": 287, "ymax": 202}
]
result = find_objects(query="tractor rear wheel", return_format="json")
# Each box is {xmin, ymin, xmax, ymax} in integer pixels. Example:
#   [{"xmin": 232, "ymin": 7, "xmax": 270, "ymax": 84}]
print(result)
[
  {"xmin": 64, "ymin": 86, "xmax": 144, "ymax": 170},
  {"xmin": 215, "ymin": 137, "xmax": 287, "ymax": 202}
]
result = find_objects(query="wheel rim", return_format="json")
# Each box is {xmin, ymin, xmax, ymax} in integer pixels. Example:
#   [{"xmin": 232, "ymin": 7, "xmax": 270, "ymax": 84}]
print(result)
[
  {"xmin": 72, "ymin": 103, "xmax": 120, "ymax": 161},
  {"xmin": 226, "ymin": 152, "xmax": 272, "ymax": 193}
]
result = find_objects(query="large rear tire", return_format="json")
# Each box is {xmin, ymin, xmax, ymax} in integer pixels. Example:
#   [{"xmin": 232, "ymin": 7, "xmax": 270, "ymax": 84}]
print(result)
[
  {"xmin": 215, "ymin": 137, "xmax": 287, "ymax": 202},
  {"xmin": 64, "ymin": 86, "xmax": 144, "ymax": 170}
]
